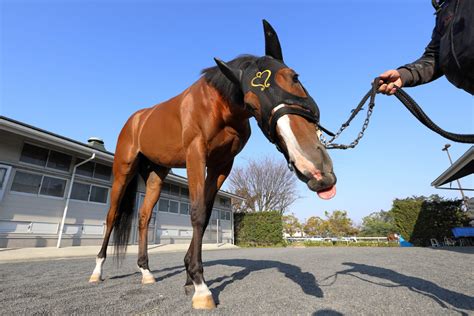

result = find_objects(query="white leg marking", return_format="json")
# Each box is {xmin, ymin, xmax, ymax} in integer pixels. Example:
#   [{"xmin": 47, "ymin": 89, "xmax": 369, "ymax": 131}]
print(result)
[
  {"xmin": 140, "ymin": 267, "xmax": 155, "ymax": 284},
  {"xmin": 140, "ymin": 267, "xmax": 153, "ymax": 279},
  {"xmin": 193, "ymin": 282, "xmax": 212, "ymax": 298},
  {"xmin": 89, "ymin": 257, "xmax": 105, "ymax": 282}
]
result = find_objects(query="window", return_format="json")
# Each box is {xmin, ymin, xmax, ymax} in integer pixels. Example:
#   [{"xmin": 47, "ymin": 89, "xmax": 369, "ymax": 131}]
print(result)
[
  {"xmin": 159, "ymin": 198, "xmax": 169, "ymax": 212},
  {"xmin": 39, "ymin": 176, "xmax": 66, "ymax": 197},
  {"xmin": 169, "ymin": 200, "xmax": 179, "ymax": 213},
  {"xmin": 219, "ymin": 197, "xmax": 231, "ymax": 207},
  {"xmin": 20, "ymin": 143, "xmax": 72, "ymax": 172},
  {"xmin": 0, "ymin": 167, "xmax": 7, "ymax": 188},
  {"xmin": 11, "ymin": 171, "xmax": 42, "ymax": 194},
  {"xmin": 94, "ymin": 163, "xmax": 112, "ymax": 181},
  {"xmin": 19, "ymin": 143, "xmax": 49, "ymax": 167},
  {"xmin": 180, "ymin": 202, "xmax": 190, "ymax": 215},
  {"xmin": 225, "ymin": 211, "xmax": 231, "ymax": 221},
  {"xmin": 76, "ymin": 161, "xmax": 94, "ymax": 177},
  {"xmin": 75, "ymin": 159, "xmax": 111, "ymax": 181},
  {"xmin": 90, "ymin": 186, "xmax": 108, "ymax": 203},
  {"xmin": 11, "ymin": 171, "xmax": 66, "ymax": 198},
  {"xmin": 220, "ymin": 210, "xmax": 226, "ymax": 220},
  {"xmin": 71, "ymin": 182, "xmax": 109, "ymax": 204},
  {"xmin": 161, "ymin": 183, "xmax": 170, "ymax": 195},
  {"xmin": 181, "ymin": 187, "xmax": 189, "ymax": 198},
  {"xmin": 47, "ymin": 150, "xmax": 72, "ymax": 172},
  {"xmin": 211, "ymin": 209, "xmax": 219, "ymax": 220},
  {"xmin": 71, "ymin": 182, "xmax": 89, "ymax": 201},
  {"xmin": 170, "ymin": 184, "xmax": 180, "ymax": 196}
]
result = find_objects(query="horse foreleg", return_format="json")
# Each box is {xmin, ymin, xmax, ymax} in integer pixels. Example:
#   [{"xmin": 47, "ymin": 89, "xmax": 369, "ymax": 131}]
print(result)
[
  {"xmin": 185, "ymin": 155, "xmax": 234, "ymax": 309},
  {"xmin": 137, "ymin": 167, "xmax": 169, "ymax": 284}
]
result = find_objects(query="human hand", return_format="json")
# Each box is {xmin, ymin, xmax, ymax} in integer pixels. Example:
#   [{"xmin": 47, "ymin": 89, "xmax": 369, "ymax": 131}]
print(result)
[{"xmin": 378, "ymin": 70, "xmax": 403, "ymax": 95}]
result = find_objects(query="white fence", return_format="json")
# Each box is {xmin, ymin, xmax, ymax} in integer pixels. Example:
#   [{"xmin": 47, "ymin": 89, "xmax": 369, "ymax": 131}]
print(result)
[{"xmin": 285, "ymin": 236, "xmax": 388, "ymax": 243}]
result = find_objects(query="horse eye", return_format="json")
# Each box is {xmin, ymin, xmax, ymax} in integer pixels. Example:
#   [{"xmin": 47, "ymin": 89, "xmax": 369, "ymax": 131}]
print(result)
[{"xmin": 292, "ymin": 74, "xmax": 299, "ymax": 83}]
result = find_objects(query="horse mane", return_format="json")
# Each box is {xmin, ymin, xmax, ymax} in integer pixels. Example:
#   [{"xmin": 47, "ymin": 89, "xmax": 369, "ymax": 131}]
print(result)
[{"xmin": 201, "ymin": 54, "xmax": 258, "ymax": 106}]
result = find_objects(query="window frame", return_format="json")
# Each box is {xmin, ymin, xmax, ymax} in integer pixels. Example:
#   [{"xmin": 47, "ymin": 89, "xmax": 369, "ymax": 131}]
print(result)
[
  {"xmin": 10, "ymin": 169, "xmax": 68, "ymax": 200},
  {"xmin": 179, "ymin": 202, "xmax": 190, "ymax": 216},
  {"xmin": 38, "ymin": 174, "xmax": 68, "ymax": 199},
  {"xmin": 168, "ymin": 200, "xmax": 180, "ymax": 214},
  {"xmin": 74, "ymin": 158, "xmax": 112, "ymax": 183},
  {"xmin": 158, "ymin": 198, "xmax": 170, "ymax": 213},
  {"xmin": 70, "ymin": 180, "xmax": 109, "ymax": 205},
  {"xmin": 19, "ymin": 142, "xmax": 72, "ymax": 174}
]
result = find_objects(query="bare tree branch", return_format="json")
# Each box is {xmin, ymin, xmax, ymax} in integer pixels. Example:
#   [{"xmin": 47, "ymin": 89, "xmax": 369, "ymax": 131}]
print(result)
[{"xmin": 229, "ymin": 156, "xmax": 299, "ymax": 214}]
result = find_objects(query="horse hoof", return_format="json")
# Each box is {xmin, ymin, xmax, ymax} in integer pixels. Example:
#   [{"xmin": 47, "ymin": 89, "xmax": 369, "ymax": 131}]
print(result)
[
  {"xmin": 192, "ymin": 294, "xmax": 216, "ymax": 310},
  {"xmin": 89, "ymin": 274, "xmax": 102, "ymax": 283},
  {"xmin": 184, "ymin": 284, "xmax": 194, "ymax": 296},
  {"xmin": 142, "ymin": 275, "xmax": 156, "ymax": 284}
]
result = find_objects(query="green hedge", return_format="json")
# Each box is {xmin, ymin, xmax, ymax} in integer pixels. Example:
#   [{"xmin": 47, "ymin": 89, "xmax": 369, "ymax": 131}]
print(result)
[
  {"xmin": 234, "ymin": 211, "xmax": 284, "ymax": 246},
  {"xmin": 391, "ymin": 196, "xmax": 469, "ymax": 247}
]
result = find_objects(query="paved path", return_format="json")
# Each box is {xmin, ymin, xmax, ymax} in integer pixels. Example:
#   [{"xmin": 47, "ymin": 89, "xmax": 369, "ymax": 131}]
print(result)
[
  {"xmin": 0, "ymin": 243, "xmax": 237, "ymax": 262},
  {"xmin": 0, "ymin": 247, "xmax": 473, "ymax": 315}
]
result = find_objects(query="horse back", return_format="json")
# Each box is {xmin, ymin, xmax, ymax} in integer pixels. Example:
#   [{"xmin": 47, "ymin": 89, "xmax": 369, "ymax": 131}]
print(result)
[{"xmin": 122, "ymin": 78, "xmax": 250, "ymax": 168}]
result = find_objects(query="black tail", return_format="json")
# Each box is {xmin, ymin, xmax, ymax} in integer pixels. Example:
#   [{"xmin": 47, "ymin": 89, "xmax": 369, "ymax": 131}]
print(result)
[{"xmin": 113, "ymin": 174, "xmax": 138, "ymax": 260}]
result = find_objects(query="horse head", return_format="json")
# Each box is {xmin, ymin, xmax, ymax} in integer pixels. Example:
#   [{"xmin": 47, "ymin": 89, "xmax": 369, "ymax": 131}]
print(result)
[{"xmin": 214, "ymin": 20, "xmax": 336, "ymax": 200}]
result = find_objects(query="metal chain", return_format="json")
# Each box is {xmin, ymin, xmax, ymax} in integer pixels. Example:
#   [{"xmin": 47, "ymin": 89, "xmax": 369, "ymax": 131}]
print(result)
[
  {"xmin": 319, "ymin": 75, "xmax": 474, "ymax": 149},
  {"xmin": 320, "ymin": 89, "xmax": 377, "ymax": 150}
]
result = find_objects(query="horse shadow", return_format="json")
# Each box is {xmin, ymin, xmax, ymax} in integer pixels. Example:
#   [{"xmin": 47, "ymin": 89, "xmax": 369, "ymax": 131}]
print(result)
[
  {"xmin": 108, "ymin": 258, "xmax": 323, "ymax": 305},
  {"xmin": 204, "ymin": 258, "xmax": 323, "ymax": 305},
  {"xmin": 109, "ymin": 265, "xmax": 186, "ymax": 282},
  {"xmin": 331, "ymin": 262, "xmax": 474, "ymax": 314}
]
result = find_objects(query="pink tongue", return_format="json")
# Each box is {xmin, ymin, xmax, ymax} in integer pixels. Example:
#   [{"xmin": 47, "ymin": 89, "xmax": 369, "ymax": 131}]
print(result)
[{"xmin": 317, "ymin": 185, "xmax": 336, "ymax": 200}]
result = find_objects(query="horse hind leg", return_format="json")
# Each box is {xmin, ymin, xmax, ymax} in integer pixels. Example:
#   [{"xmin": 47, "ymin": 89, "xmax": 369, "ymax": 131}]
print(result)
[
  {"xmin": 137, "ymin": 165, "xmax": 169, "ymax": 284},
  {"xmin": 89, "ymin": 156, "xmax": 139, "ymax": 283}
]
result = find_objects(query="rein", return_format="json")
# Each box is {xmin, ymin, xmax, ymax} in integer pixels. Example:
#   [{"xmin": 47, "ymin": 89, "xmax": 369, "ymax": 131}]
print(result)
[{"xmin": 320, "ymin": 77, "xmax": 474, "ymax": 150}]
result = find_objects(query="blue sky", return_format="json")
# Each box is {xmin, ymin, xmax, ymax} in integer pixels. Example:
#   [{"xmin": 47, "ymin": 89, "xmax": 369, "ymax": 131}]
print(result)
[{"xmin": 1, "ymin": 0, "xmax": 473, "ymax": 224}]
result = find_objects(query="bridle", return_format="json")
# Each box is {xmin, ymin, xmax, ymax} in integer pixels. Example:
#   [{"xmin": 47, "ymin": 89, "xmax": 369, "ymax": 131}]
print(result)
[{"xmin": 241, "ymin": 57, "xmax": 335, "ymax": 153}]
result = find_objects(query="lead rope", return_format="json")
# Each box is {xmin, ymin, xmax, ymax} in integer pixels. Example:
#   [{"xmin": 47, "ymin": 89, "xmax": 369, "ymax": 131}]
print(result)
[{"xmin": 320, "ymin": 77, "xmax": 474, "ymax": 150}]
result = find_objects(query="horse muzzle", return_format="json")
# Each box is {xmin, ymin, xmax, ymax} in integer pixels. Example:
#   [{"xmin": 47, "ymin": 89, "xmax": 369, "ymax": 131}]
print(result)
[
  {"xmin": 293, "ymin": 164, "xmax": 337, "ymax": 200},
  {"xmin": 307, "ymin": 172, "xmax": 337, "ymax": 200}
]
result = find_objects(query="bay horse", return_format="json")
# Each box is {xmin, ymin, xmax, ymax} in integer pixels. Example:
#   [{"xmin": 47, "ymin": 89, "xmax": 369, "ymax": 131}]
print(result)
[{"xmin": 89, "ymin": 20, "xmax": 337, "ymax": 309}]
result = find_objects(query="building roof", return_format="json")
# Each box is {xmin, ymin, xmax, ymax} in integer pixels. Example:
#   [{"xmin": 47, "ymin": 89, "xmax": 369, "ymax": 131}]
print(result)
[
  {"xmin": 431, "ymin": 146, "xmax": 474, "ymax": 188},
  {"xmin": 0, "ymin": 115, "xmax": 244, "ymax": 201}
]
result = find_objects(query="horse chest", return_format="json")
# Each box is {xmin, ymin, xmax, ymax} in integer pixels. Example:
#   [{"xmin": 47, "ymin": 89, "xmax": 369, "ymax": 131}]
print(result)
[{"xmin": 207, "ymin": 126, "xmax": 249, "ymax": 161}]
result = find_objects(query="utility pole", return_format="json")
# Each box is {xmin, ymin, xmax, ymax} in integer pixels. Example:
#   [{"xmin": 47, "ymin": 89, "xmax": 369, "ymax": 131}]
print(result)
[{"xmin": 442, "ymin": 144, "xmax": 468, "ymax": 210}]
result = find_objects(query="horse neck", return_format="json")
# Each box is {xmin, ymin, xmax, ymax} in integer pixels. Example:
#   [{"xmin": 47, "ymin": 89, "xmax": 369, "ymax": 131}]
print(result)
[{"xmin": 198, "ymin": 78, "xmax": 252, "ymax": 125}]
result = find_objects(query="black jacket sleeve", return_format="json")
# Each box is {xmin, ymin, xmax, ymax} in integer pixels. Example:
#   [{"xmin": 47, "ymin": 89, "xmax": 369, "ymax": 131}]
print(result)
[{"xmin": 397, "ymin": 25, "xmax": 444, "ymax": 87}]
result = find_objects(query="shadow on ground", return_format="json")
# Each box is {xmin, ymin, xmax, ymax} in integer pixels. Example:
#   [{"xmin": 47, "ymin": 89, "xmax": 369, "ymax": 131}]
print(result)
[
  {"xmin": 110, "ymin": 258, "xmax": 323, "ymax": 305},
  {"xmin": 323, "ymin": 262, "xmax": 474, "ymax": 315},
  {"xmin": 204, "ymin": 259, "xmax": 323, "ymax": 304}
]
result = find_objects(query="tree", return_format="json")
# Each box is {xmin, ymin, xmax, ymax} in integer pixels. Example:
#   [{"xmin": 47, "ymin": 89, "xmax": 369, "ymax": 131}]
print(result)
[
  {"xmin": 360, "ymin": 210, "xmax": 397, "ymax": 237},
  {"xmin": 228, "ymin": 156, "xmax": 299, "ymax": 214},
  {"xmin": 390, "ymin": 195, "xmax": 469, "ymax": 246},
  {"xmin": 303, "ymin": 216, "xmax": 327, "ymax": 236},
  {"xmin": 282, "ymin": 213, "xmax": 302, "ymax": 237},
  {"xmin": 390, "ymin": 196, "xmax": 425, "ymax": 241},
  {"xmin": 324, "ymin": 210, "xmax": 358, "ymax": 236}
]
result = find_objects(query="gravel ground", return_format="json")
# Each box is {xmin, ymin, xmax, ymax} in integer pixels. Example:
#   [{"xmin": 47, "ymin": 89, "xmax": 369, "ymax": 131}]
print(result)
[{"xmin": 0, "ymin": 247, "xmax": 473, "ymax": 315}]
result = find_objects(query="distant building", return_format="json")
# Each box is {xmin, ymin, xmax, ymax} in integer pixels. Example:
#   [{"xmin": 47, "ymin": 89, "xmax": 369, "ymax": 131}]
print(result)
[
  {"xmin": 0, "ymin": 116, "xmax": 242, "ymax": 247},
  {"xmin": 432, "ymin": 146, "xmax": 473, "ymax": 225}
]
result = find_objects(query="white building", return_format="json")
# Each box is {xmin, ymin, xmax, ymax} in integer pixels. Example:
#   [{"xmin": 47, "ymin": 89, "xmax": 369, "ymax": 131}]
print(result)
[{"xmin": 0, "ymin": 116, "xmax": 242, "ymax": 247}]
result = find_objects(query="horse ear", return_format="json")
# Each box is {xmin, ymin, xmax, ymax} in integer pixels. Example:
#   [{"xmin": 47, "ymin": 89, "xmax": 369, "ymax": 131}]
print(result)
[
  {"xmin": 263, "ymin": 19, "xmax": 283, "ymax": 61},
  {"xmin": 214, "ymin": 58, "xmax": 242, "ymax": 86}
]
